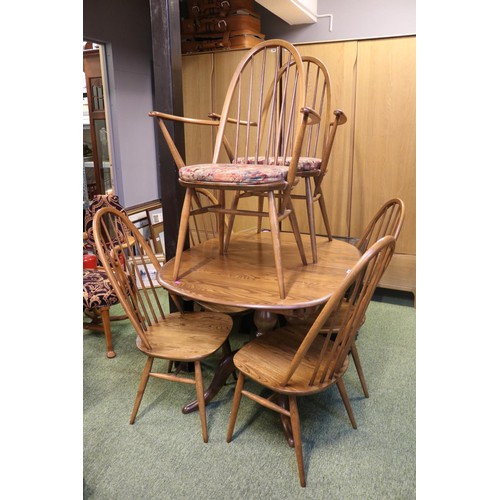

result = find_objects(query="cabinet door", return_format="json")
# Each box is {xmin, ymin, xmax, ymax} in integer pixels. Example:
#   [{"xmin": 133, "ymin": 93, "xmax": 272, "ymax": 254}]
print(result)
[
  {"xmin": 352, "ymin": 36, "xmax": 416, "ymax": 255},
  {"xmin": 296, "ymin": 41, "xmax": 358, "ymax": 238},
  {"xmin": 182, "ymin": 52, "xmax": 216, "ymax": 166}
]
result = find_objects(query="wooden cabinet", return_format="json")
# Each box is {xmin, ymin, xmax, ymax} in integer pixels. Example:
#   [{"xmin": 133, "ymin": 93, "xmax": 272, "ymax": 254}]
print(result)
[{"xmin": 181, "ymin": 36, "xmax": 416, "ymax": 297}]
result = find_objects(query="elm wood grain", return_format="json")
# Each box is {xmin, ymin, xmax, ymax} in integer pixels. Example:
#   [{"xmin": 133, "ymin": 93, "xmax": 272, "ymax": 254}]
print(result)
[
  {"xmin": 93, "ymin": 206, "xmax": 233, "ymax": 443},
  {"xmin": 158, "ymin": 231, "xmax": 360, "ymax": 314},
  {"xmin": 226, "ymin": 236, "xmax": 396, "ymax": 487}
]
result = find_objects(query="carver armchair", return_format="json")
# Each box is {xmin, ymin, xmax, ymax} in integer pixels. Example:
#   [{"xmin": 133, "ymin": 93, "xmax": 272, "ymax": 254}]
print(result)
[
  {"xmin": 225, "ymin": 55, "xmax": 347, "ymax": 263},
  {"xmin": 151, "ymin": 39, "xmax": 320, "ymax": 299}
]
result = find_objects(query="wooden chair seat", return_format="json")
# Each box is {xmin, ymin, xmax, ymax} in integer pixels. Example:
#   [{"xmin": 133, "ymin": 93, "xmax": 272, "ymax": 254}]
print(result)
[
  {"xmin": 135, "ymin": 311, "xmax": 232, "ymax": 360},
  {"xmin": 233, "ymin": 325, "xmax": 349, "ymax": 395}
]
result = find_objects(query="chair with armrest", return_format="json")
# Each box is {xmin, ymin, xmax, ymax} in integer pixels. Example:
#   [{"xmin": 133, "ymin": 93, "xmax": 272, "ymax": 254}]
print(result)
[
  {"xmin": 225, "ymin": 55, "xmax": 347, "ymax": 263},
  {"xmin": 83, "ymin": 193, "xmax": 129, "ymax": 358},
  {"xmin": 93, "ymin": 206, "xmax": 233, "ymax": 443},
  {"xmin": 151, "ymin": 39, "xmax": 319, "ymax": 299},
  {"xmin": 226, "ymin": 235, "xmax": 397, "ymax": 487}
]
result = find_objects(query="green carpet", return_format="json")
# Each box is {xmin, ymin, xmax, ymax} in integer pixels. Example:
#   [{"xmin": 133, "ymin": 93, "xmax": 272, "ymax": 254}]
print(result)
[{"xmin": 83, "ymin": 299, "xmax": 416, "ymax": 499}]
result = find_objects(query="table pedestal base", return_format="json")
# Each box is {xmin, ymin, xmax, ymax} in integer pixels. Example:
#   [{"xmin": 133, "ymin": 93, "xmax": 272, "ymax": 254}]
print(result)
[
  {"xmin": 182, "ymin": 351, "xmax": 236, "ymax": 414},
  {"xmin": 253, "ymin": 309, "xmax": 278, "ymax": 336}
]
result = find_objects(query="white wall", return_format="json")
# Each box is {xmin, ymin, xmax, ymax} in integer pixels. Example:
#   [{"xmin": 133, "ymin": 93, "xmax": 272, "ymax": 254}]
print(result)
[{"xmin": 256, "ymin": 0, "xmax": 416, "ymax": 43}]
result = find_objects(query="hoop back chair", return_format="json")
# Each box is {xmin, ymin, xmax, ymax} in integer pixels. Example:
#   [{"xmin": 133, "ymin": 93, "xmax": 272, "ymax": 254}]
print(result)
[
  {"xmin": 291, "ymin": 198, "xmax": 405, "ymax": 398},
  {"xmin": 152, "ymin": 39, "xmax": 320, "ymax": 299},
  {"xmin": 226, "ymin": 236, "xmax": 397, "ymax": 487},
  {"xmin": 83, "ymin": 193, "xmax": 129, "ymax": 358},
  {"xmin": 225, "ymin": 56, "xmax": 347, "ymax": 263},
  {"xmin": 93, "ymin": 206, "xmax": 233, "ymax": 443}
]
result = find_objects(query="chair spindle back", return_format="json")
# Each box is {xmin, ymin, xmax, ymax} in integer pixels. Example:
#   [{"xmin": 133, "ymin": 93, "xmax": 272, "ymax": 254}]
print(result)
[{"xmin": 281, "ymin": 236, "xmax": 396, "ymax": 388}]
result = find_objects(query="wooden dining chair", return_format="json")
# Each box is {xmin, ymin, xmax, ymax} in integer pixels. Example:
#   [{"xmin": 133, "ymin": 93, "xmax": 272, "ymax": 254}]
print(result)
[
  {"xmin": 226, "ymin": 236, "xmax": 396, "ymax": 487},
  {"xmin": 83, "ymin": 193, "xmax": 129, "ymax": 358},
  {"xmin": 93, "ymin": 206, "xmax": 233, "ymax": 443},
  {"xmin": 225, "ymin": 56, "xmax": 347, "ymax": 263},
  {"xmin": 151, "ymin": 39, "xmax": 319, "ymax": 299},
  {"xmin": 288, "ymin": 198, "xmax": 405, "ymax": 398}
]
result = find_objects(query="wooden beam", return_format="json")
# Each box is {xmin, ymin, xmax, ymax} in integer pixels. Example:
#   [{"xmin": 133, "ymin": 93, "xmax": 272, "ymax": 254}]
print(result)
[{"xmin": 149, "ymin": 0, "xmax": 186, "ymax": 261}]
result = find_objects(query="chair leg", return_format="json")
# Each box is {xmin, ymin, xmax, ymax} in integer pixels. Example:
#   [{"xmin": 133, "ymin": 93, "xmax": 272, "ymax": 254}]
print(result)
[
  {"xmin": 286, "ymin": 199, "xmax": 308, "ymax": 266},
  {"xmin": 99, "ymin": 307, "xmax": 116, "ymax": 359},
  {"xmin": 257, "ymin": 194, "xmax": 264, "ymax": 232},
  {"xmin": 224, "ymin": 191, "xmax": 240, "ymax": 253},
  {"xmin": 350, "ymin": 342, "xmax": 369, "ymax": 398},
  {"xmin": 317, "ymin": 186, "xmax": 333, "ymax": 241},
  {"xmin": 267, "ymin": 191, "xmax": 286, "ymax": 299},
  {"xmin": 227, "ymin": 372, "xmax": 245, "ymax": 442},
  {"xmin": 173, "ymin": 188, "xmax": 194, "ymax": 280},
  {"xmin": 336, "ymin": 377, "xmax": 357, "ymax": 429},
  {"xmin": 130, "ymin": 356, "xmax": 154, "ymax": 424},
  {"xmin": 304, "ymin": 177, "xmax": 317, "ymax": 264},
  {"xmin": 289, "ymin": 396, "xmax": 306, "ymax": 487},
  {"xmin": 194, "ymin": 361, "xmax": 208, "ymax": 443}
]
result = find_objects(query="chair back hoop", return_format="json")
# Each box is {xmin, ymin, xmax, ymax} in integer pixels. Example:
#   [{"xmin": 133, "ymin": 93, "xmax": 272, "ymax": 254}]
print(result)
[
  {"xmin": 93, "ymin": 206, "xmax": 178, "ymax": 351},
  {"xmin": 212, "ymin": 39, "xmax": 307, "ymax": 188},
  {"xmin": 258, "ymin": 55, "xmax": 332, "ymax": 163},
  {"xmin": 303, "ymin": 56, "xmax": 332, "ymax": 164},
  {"xmin": 84, "ymin": 194, "xmax": 127, "ymax": 252},
  {"xmin": 281, "ymin": 236, "xmax": 397, "ymax": 387},
  {"xmin": 356, "ymin": 198, "xmax": 405, "ymax": 255}
]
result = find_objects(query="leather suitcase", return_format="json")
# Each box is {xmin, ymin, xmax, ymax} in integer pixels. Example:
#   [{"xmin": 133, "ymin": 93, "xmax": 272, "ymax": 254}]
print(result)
[{"xmin": 195, "ymin": 11, "xmax": 260, "ymax": 34}]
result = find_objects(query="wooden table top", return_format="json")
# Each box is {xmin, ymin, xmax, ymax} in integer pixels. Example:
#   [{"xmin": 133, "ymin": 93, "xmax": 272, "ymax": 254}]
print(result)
[{"xmin": 158, "ymin": 231, "xmax": 360, "ymax": 311}]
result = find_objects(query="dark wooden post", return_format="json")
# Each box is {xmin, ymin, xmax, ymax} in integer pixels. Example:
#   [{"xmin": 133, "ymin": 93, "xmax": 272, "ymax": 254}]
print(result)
[
  {"xmin": 149, "ymin": 0, "xmax": 186, "ymax": 261},
  {"xmin": 149, "ymin": 0, "xmax": 191, "ymax": 313}
]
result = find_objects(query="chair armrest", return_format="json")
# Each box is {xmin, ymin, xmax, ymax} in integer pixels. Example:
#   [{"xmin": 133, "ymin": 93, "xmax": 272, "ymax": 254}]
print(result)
[
  {"xmin": 330, "ymin": 109, "xmax": 347, "ymax": 126},
  {"xmin": 301, "ymin": 107, "xmax": 321, "ymax": 125},
  {"xmin": 209, "ymin": 112, "xmax": 257, "ymax": 127},
  {"xmin": 149, "ymin": 111, "xmax": 221, "ymax": 170},
  {"xmin": 149, "ymin": 110, "xmax": 218, "ymax": 127}
]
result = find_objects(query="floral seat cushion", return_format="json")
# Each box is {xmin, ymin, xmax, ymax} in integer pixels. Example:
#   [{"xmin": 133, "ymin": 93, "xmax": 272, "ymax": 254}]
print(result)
[
  {"xmin": 179, "ymin": 163, "xmax": 289, "ymax": 184},
  {"xmin": 83, "ymin": 269, "xmax": 120, "ymax": 310},
  {"xmin": 235, "ymin": 156, "xmax": 322, "ymax": 172}
]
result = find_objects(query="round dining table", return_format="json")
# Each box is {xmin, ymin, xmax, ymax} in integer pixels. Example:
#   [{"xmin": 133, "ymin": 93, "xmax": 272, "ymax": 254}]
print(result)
[
  {"xmin": 158, "ymin": 230, "xmax": 360, "ymax": 332},
  {"xmin": 157, "ymin": 230, "xmax": 360, "ymax": 428}
]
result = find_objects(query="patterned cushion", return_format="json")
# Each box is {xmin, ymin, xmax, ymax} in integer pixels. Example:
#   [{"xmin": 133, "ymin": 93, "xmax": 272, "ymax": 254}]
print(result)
[
  {"xmin": 179, "ymin": 163, "xmax": 289, "ymax": 184},
  {"xmin": 83, "ymin": 269, "xmax": 120, "ymax": 309},
  {"xmin": 235, "ymin": 156, "xmax": 322, "ymax": 172}
]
